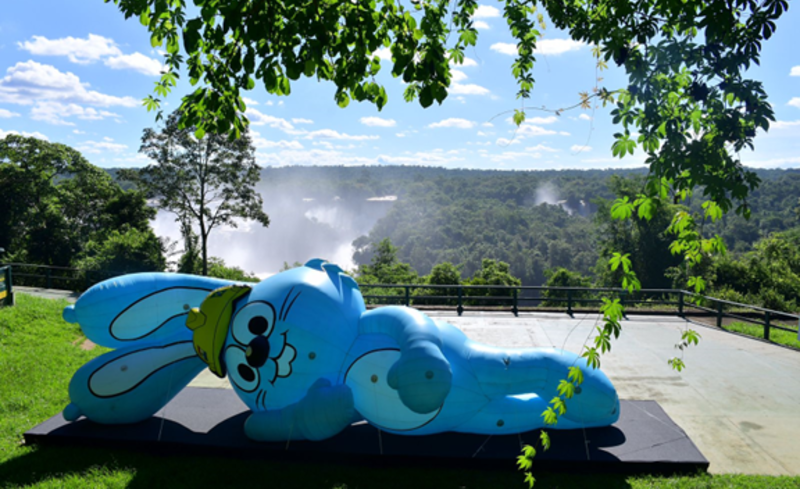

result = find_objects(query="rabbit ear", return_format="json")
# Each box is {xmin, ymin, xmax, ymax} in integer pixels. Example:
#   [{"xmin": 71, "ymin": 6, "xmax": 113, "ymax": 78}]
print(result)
[
  {"xmin": 63, "ymin": 273, "xmax": 236, "ymax": 349},
  {"xmin": 63, "ymin": 329, "xmax": 207, "ymax": 425}
]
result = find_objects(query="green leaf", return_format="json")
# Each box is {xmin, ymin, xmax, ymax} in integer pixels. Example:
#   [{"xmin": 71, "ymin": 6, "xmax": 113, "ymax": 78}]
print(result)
[
  {"xmin": 521, "ymin": 444, "xmax": 536, "ymax": 458},
  {"xmin": 541, "ymin": 407, "xmax": 559, "ymax": 426},
  {"xmin": 557, "ymin": 379, "xmax": 575, "ymax": 399},
  {"xmin": 610, "ymin": 197, "xmax": 633, "ymax": 220},
  {"xmin": 524, "ymin": 472, "xmax": 536, "ymax": 488},
  {"xmin": 540, "ymin": 430, "xmax": 551, "ymax": 451},
  {"xmin": 582, "ymin": 347, "xmax": 601, "ymax": 369},
  {"xmin": 682, "ymin": 329, "xmax": 701, "ymax": 346},
  {"xmin": 513, "ymin": 109, "xmax": 526, "ymax": 126},
  {"xmin": 567, "ymin": 366, "xmax": 583, "ymax": 386},
  {"xmin": 668, "ymin": 357, "xmax": 685, "ymax": 372},
  {"xmin": 550, "ymin": 397, "xmax": 567, "ymax": 416},
  {"xmin": 517, "ymin": 454, "xmax": 533, "ymax": 470}
]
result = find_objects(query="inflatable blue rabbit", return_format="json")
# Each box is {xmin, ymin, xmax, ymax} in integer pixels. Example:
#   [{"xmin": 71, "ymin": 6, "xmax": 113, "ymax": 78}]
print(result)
[{"xmin": 62, "ymin": 260, "xmax": 619, "ymax": 440}]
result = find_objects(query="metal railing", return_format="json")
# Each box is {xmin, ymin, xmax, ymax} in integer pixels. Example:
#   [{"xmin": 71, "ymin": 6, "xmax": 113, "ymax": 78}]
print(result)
[
  {"xmin": 2, "ymin": 262, "xmax": 799, "ymax": 342},
  {"xmin": 359, "ymin": 283, "xmax": 800, "ymax": 342},
  {"xmin": 0, "ymin": 263, "xmax": 131, "ymax": 292}
]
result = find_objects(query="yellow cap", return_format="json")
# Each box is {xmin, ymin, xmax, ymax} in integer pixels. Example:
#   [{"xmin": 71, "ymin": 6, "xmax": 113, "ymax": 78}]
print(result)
[{"xmin": 187, "ymin": 284, "xmax": 252, "ymax": 378}]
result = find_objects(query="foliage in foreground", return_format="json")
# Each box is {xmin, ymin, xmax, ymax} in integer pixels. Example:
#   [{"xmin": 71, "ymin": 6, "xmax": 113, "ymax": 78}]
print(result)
[{"xmin": 1, "ymin": 294, "xmax": 800, "ymax": 488}]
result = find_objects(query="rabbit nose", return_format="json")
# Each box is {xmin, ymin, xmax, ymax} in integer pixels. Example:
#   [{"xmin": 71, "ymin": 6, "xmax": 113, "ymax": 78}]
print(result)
[{"xmin": 246, "ymin": 336, "xmax": 270, "ymax": 368}]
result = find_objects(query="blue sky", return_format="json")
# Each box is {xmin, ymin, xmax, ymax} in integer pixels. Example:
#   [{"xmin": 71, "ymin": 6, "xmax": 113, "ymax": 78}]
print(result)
[{"xmin": 1, "ymin": 1, "xmax": 799, "ymax": 171}]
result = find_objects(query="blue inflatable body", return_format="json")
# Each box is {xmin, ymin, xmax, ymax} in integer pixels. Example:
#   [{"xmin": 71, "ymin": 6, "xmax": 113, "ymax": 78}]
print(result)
[{"xmin": 62, "ymin": 261, "xmax": 619, "ymax": 440}]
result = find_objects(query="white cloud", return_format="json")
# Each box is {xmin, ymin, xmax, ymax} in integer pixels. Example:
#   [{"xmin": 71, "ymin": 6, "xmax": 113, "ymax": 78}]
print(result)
[
  {"xmin": 242, "ymin": 97, "xmax": 259, "ymax": 106},
  {"xmin": 450, "ymin": 83, "xmax": 490, "ymax": 96},
  {"xmin": 360, "ymin": 116, "xmax": 396, "ymax": 127},
  {"xmin": 396, "ymin": 132, "xmax": 406, "ymax": 138},
  {"xmin": 496, "ymin": 137, "xmax": 522, "ymax": 145},
  {"xmin": 0, "ymin": 128, "xmax": 48, "ymax": 140},
  {"xmin": 788, "ymin": 98, "xmax": 800, "ymax": 109},
  {"xmin": 744, "ymin": 156, "xmax": 800, "ymax": 168},
  {"xmin": 509, "ymin": 115, "xmax": 558, "ymax": 125},
  {"xmin": 517, "ymin": 124, "xmax": 558, "ymax": 137},
  {"xmin": 0, "ymin": 61, "xmax": 137, "ymax": 107},
  {"xmin": 491, "ymin": 39, "xmax": 585, "ymax": 56},
  {"xmin": 104, "ymin": 52, "xmax": 164, "ymax": 76},
  {"xmin": 428, "ymin": 118, "xmax": 475, "ymax": 129},
  {"xmin": 490, "ymin": 42, "xmax": 518, "ymax": 56},
  {"xmin": 451, "ymin": 56, "xmax": 478, "ymax": 68},
  {"xmin": 304, "ymin": 129, "xmax": 379, "ymax": 140},
  {"xmin": 0, "ymin": 108, "xmax": 20, "ymax": 118},
  {"xmin": 790, "ymin": 66, "xmax": 800, "ymax": 77},
  {"xmin": 376, "ymin": 151, "xmax": 464, "ymax": 166},
  {"xmin": 292, "ymin": 118, "xmax": 314, "ymax": 124},
  {"xmin": 482, "ymin": 122, "xmax": 494, "ymax": 127},
  {"xmin": 73, "ymin": 129, "xmax": 85, "ymax": 134},
  {"xmin": 536, "ymin": 39, "xmax": 585, "ymax": 55},
  {"xmin": 77, "ymin": 140, "xmax": 128, "ymax": 153},
  {"xmin": 571, "ymin": 144, "xmax": 592, "ymax": 152},
  {"xmin": 256, "ymin": 149, "xmax": 376, "ymax": 167},
  {"xmin": 473, "ymin": 5, "xmax": 501, "ymax": 18},
  {"xmin": 246, "ymin": 108, "xmax": 297, "ymax": 133},
  {"xmin": 489, "ymin": 151, "xmax": 543, "ymax": 163},
  {"xmin": 526, "ymin": 144, "xmax": 559, "ymax": 152},
  {"xmin": 19, "ymin": 34, "xmax": 164, "ymax": 77},
  {"xmin": 473, "ymin": 21, "xmax": 490, "ymax": 30},
  {"xmin": 451, "ymin": 70, "xmax": 468, "ymax": 83},
  {"xmin": 18, "ymin": 34, "xmax": 121, "ymax": 64},
  {"xmin": 374, "ymin": 47, "xmax": 393, "ymax": 61},
  {"xmin": 254, "ymin": 139, "xmax": 304, "ymax": 150},
  {"xmin": 579, "ymin": 113, "xmax": 592, "ymax": 121},
  {"xmin": 30, "ymin": 101, "xmax": 121, "ymax": 126},
  {"xmin": 771, "ymin": 120, "xmax": 800, "ymax": 129}
]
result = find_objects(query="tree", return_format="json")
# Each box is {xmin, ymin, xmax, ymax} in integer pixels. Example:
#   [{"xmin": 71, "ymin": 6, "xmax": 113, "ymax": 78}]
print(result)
[
  {"xmin": 464, "ymin": 258, "xmax": 522, "ymax": 304},
  {"xmin": 74, "ymin": 227, "xmax": 167, "ymax": 276},
  {"xmin": 420, "ymin": 262, "xmax": 462, "ymax": 305},
  {"xmin": 0, "ymin": 134, "xmax": 162, "ymax": 270},
  {"xmin": 111, "ymin": 0, "xmax": 783, "ymax": 217},
  {"xmin": 594, "ymin": 175, "xmax": 683, "ymax": 290},
  {"xmin": 356, "ymin": 238, "xmax": 420, "ymax": 285},
  {"xmin": 542, "ymin": 268, "xmax": 593, "ymax": 307},
  {"xmin": 132, "ymin": 111, "xmax": 270, "ymax": 276}
]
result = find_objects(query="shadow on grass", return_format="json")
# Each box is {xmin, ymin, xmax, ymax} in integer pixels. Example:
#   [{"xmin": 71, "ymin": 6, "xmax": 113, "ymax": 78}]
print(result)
[{"xmin": 0, "ymin": 443, "xmax": 642, "ymax": 489}]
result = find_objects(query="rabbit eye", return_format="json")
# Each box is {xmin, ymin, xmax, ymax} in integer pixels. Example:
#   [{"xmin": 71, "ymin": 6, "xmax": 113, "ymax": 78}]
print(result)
[
  {"xmin": 232, "ymin": 301, "xmax": 276, "ymax": 345},
  {"xmin": 225, "ymin": 346, "xmax": 259, "ymax": 393}
]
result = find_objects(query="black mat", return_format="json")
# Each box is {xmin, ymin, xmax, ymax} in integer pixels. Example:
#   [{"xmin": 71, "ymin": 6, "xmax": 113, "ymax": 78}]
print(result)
[{"xmin": 25, "ymin": 387, "xmax": 708, "ymax": 474}]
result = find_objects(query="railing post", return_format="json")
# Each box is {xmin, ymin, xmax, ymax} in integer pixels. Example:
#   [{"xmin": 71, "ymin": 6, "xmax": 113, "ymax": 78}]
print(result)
[
  {"xmin": 457, "ymin": 286, "xmax": 463, "ymax": 316},
  {"xmin": 404, "ymin": 286, "xmax": 410, "ymax": 307},
  {"xmin": 678, "ymin": 291, "xmax": 684, "ymax": 317},
  {"xmin": 764, "ymin": 311, "xmax": 770, "ymax": 342},
  {"xmin": 567, "ymin": 289, "xmax": 573, "ymax": 317},
  {"xmin": 46, "ymin": 268, "xmax": 52, "ymax": 289},
  {"xmin": 716, "ymin": 301, "xmax": 723, "ymax": 329},
  {"xmin": 512, "ymin": 288, "xmax": 518, "ymax": 317}
]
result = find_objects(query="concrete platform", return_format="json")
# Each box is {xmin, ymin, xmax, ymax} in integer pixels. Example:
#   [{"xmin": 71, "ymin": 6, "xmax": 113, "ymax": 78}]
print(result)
[
  {"xmin": 25, "ymin": 387, "xmax": 707, "ymax": 474},
  {"xmin": 424, "ymin": 312, "xmax": 800, "ymax": 475},
  {"xmin": 188, "ymin": 311, "xmax": 800, "ymax": 475}
]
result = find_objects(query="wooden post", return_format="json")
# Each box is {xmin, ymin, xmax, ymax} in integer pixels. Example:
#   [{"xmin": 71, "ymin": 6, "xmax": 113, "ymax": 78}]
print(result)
[{"xmin": 764, "ymin": 311, "xmax": 770, "ymax": 342}]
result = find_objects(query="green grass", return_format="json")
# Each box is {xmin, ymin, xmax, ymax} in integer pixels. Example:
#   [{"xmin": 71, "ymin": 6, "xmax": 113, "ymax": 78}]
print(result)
[
  {"xmin": 2, "ymin": 294, "xmax": 800, "ymax": 489},
  {"xmin": 724, "ymin": 321, "xmax": 800, "ymax": 350}
]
